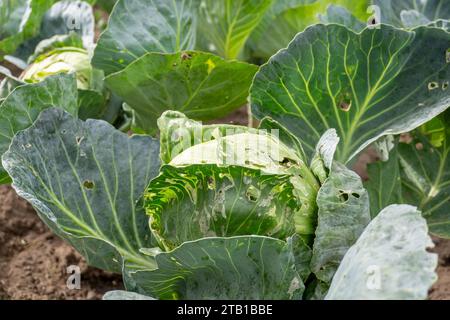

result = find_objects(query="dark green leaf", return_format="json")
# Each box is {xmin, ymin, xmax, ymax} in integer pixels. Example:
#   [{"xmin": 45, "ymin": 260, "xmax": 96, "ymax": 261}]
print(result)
[
  {"xmin": 364, "ymin": 141, "xmax": 403, "ymax": 218},
  {"xmin": 92, "ymin": 0, "xmax": 198, "ymax": 75},
  {"xmin": 0, "ymin": 0, "xmax": 57, "ymax": 59},
  {"xmin": 325, "ymin": 204, "xmax": 437, "ymax": 300},
  {"xmin": 106, "ymin": 51, "xmax": 257, "ymax": 133},
  {"xmin": 0, "ymin": 74, "xmax": 78, "ymax": 184},
  {"xmin": 247, "ymin": 0, "xmax": 370, "ymax": 61}
]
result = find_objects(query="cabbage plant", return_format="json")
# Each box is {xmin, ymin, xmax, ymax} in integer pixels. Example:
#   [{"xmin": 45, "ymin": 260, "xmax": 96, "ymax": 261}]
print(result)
[
  {"xmin": 1, "ymin": 105, "xmax": 440, "ymax": 300},
  {"xmin": 0, "ymin": 0, "xmax": 448, "ymax": 300}
]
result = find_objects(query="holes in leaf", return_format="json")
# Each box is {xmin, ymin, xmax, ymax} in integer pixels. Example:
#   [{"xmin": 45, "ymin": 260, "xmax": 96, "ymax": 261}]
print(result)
[
  {"xmin": 442, "ymin": 81, "xmax": 449, "ymax": 90},
  {"xmin": 339, "ymin": 100, "xmax": 352, "ymax": 112},
  {"xmin": 415, "ymin": 142, "xmax": 424, "ymax": 150},
  {"xmin": 246, "ymin": 186, "xmax": 261, "ymax": 202},
  {"xmin": 338, "ymin": 92, "xmax": 352, "ymax": 112},
  {"xmin": 338, "ymin": 190, "xmax": 349, "ymax": 202},
  {"xmin": 181, "ymin": 52, "xmax": 192, "ymax": 60},
  {"xmin": 446, "ymin": 49, "xmax": 450, "ymax": 63},
  {"xmin": 76, "ymin": 136, "xmax": 84, "ymax": 145},
  {"xmin": 83, "ymin": 180, "xmax": 95, "ymax": 190},
  {"xmin": 428, "ymin": 82, "xmax": 439, "ymax": 90},
  {"xmin": 339, "ymin": 190, "xmax": 361, "ymax": 202},
  {"xmin": 207, "ymin": 177, "xmax": 215, "ymax": 190}
]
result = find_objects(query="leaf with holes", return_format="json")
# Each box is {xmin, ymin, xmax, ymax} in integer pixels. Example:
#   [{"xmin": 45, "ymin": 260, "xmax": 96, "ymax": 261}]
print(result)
[
  {"xmin": 1, "ymin": 108, "xmax": 161, "ymax": 272},
  {"xmin": 145, "ymin": 165, "xmax": 314, "ymax": 250},
  {"xmin": 250, "ymin": 24, "xmax": 450, "ymax": 162}
]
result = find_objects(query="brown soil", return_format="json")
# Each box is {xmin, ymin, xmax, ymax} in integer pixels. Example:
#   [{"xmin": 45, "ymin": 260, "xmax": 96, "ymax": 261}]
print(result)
[
  {"xmin": 430, "ymin": 237, "xmax": 450, "ymax": 300},
  {"xmin": 0, "ymin": 185, "xmax": 123, "ymax": 300}
]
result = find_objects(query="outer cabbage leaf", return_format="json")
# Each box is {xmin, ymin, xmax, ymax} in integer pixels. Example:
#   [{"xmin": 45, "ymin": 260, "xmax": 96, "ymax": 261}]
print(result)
[
  {"xmin": 0, "ymin": 0, "xmax": 56, "ymax": 59},
  {"xmin": 2, "ymin": 108, "xmax": 160, "ymax": 272},
  {"xmin": 0, "ymin": 74, "xmax": 78, "ymax": 184},
  {"xmin": 126, "ymin": 236, "xmax": 304, "ymax": 300},
  {"xmin": 106, "ymin": 51, "xmax": 257, "ymax": 133},
  {"xmin": 250, "ymin": 24, "xmax": 450, "ymax": 162},
  {"xmin": 325, "ymin": 204, "xmax": 437, "ymax": 300},
  {"xmin": 311, "ymin": 162, "xmax": 371, "ymax": 283},
  {"xmin": 196, "ymin": 0, "xmax": 272, "ymax": 59},
  {"xmin": 92, "ymin": 0, "xmax": 198, "ymax": 75}
]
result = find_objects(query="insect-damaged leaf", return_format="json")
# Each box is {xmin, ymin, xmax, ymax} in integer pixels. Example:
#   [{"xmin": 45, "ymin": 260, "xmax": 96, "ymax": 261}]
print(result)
[
  {"xmin": 250, "ymin": 24, "xmax": 450, "ymax": 162},
  {"xmin": 145, "ymin": 164, "xmax": 315, "ymax": 250},
  {"xmin": 2, "ymin": 108, "xmax": 160, "ymax": 272}
]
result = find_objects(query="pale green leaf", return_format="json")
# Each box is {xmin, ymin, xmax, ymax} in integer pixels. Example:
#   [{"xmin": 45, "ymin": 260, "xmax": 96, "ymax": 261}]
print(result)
[
  {"xmin": 318, "ymin": 4, "xmax": 367, "ymax": 32},
  {"xmin": 325, "ymin": 204, "xmax": 438, "ymax": 300},
  {"xmin": 373, "ymin": 0, "xmax": 450, "ymax": 27},
  {"xmin": 144, "ymin": 164, "xmax": 311, "ymax": 250},
  {"xmin": 311, "ymin": 162, "xmax": 371, "ymax": 283},
  {"xmin": 158, "ymin": 110, "xmax": 260, "ymax": 164}
]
